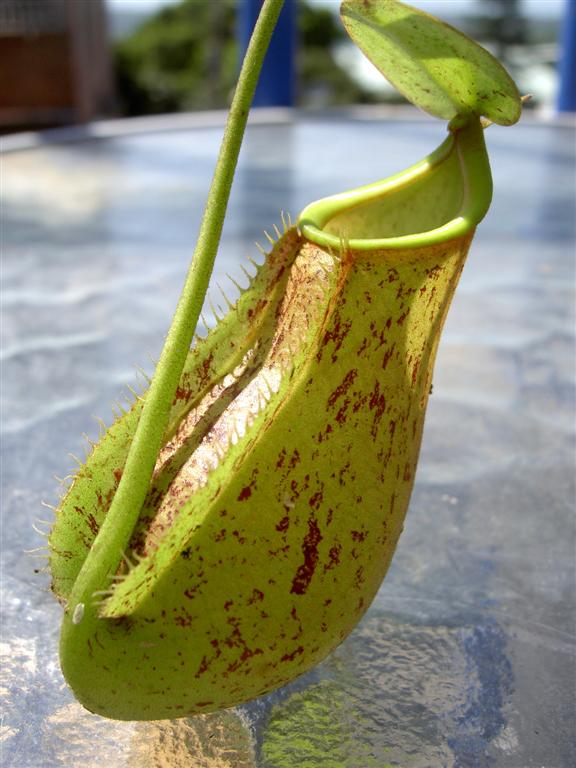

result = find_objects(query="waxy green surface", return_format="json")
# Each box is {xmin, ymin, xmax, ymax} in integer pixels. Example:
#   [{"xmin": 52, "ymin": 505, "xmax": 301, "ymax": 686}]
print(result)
[
  {"xmin": 341, "ymin": 0, "xmax": 521, "ymax": 126},
  {"xmin": 50, "ymin": 120, "xmax": 490, "ymax": 719},
  {"xmin": 48, "ymin": 0, "xmax": 523, "ymax": 722}
]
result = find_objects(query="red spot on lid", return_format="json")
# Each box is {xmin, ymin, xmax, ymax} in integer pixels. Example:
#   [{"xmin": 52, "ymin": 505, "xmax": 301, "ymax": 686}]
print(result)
[
  {"xmin": 308, "ymin": 491, "xmax": 323, "ymax": 510},
  {"xmin": 276, "ymin": 516, "xmax": 290, "ymax": 533},
  {"xmin": 280, "ymin": 645, "xmax": 304, "ymax": 663},
  {"xmin": 290, "ymin": 517, "xmax": 323, "ymax": 595},
  {"xmin": 324, "ymin": 544, "xmax": 341, "ymax": 572},
  {"xmin": 237, "ymin": 486, "xmax": 252, "ymax": 501},
  {"xmin": 397, "ymin": 310, "xmax": 409, "ymax": 326},
  {"xmin": 327, "ymin": 369, "xmax": 358, "ymax": 408}
]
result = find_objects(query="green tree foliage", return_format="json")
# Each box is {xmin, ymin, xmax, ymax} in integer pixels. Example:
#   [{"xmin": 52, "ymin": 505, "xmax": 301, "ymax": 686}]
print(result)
[
  {"xmin": 115, "ymin": 1, "xmax": 237, "ymax": 114},
  {"xmin": 114, "ymin": 0, "xmax": 372, "ymax": 116},
  {"xmin": 475, "ymin": 0, "xmax": 527, "ymax": 75},
  {"xmin": 299, "ymin": 3, "xmax": 375, "ymax": 105}
]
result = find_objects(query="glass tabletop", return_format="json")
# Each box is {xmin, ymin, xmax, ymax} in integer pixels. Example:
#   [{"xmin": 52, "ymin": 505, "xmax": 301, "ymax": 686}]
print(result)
[{"xmin": 2, "ymin": 110, "xmax": 575, "ymax": 767}]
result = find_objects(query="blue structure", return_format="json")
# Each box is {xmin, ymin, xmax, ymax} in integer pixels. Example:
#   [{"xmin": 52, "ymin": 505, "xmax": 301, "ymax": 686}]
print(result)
[
  {"xmin": 558, "ymin": 0, "xmax": 576, "ymax": 111},
  {"xmin": 238, "ymin": 0, "xmax": 296, "ymax": 107}
]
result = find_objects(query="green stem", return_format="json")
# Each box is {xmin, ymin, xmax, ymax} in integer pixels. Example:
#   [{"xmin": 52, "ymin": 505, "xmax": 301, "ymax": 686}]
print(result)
[{"xmin": 67, "ymin": 0, "xmax": 285, "ymax": 612}]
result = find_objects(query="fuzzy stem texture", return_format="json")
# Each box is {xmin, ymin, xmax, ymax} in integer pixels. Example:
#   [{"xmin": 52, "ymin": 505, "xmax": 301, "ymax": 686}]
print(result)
[{"xmin": 67, "ymin": 0, "xmax": 285, "ymax": 611}]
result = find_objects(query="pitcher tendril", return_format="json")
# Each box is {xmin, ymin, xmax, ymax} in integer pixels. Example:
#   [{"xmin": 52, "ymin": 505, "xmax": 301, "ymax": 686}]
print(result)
[{"xmin": 48, "ymin": 0, "xmax": 521, "ymax": 721}]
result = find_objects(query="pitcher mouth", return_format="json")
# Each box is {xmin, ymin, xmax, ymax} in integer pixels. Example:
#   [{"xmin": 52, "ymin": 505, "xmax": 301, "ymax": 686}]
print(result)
[{"xmin": 298, "ymin": 119, "xmax": 493, "ymax": 251}]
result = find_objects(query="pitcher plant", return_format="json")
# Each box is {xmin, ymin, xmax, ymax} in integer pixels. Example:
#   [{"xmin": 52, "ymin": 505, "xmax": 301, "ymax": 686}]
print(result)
[{"xmin": 46, "ymin": 0, "xmax": 521, "ymax": 720}]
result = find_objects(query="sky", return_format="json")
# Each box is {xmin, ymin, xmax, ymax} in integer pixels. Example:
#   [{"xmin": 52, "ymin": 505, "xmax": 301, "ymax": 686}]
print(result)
[{"xmin": 106, "ymin": 0, "xmax": 567, "ymax": 21}]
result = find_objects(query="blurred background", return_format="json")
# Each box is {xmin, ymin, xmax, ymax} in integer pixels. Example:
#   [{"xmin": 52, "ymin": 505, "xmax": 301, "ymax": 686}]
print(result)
[
  {"xmin": 0, "ymin": 0, "xmax": 573, "ymax": 134},
  {"xmin": 1, "ymin": 4, "xmax": 575, "ymax": 765}
]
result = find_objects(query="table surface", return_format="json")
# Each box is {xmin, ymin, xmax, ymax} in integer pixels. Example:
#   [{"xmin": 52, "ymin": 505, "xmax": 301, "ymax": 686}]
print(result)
[{"xmin": 1, "ymin": 110, "xmax": 575, "ymax": 768}]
